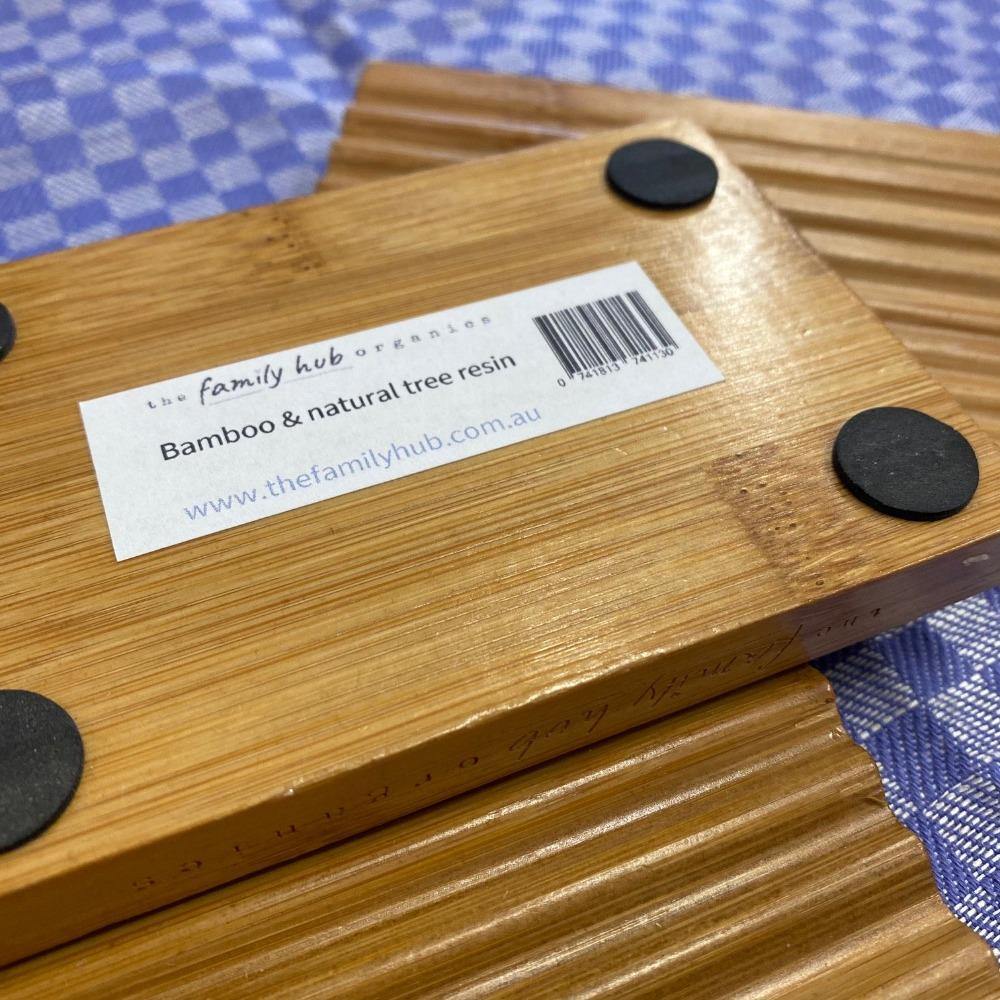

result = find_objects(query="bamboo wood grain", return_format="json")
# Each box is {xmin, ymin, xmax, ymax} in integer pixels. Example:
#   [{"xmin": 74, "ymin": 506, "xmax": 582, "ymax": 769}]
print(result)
[
  {"xmin": 323, "ymin": 62, "xmax": 1000, "ymax": 440},
  {"xmin": 3, "ymin": 667, "xmax": 995, "ymax": 997},
  {"xmin": 314, "ymin": 73, "xmax": 1000, "ymax": 996},
  {"xmin": 2, "ymin": 120, "xmax": 1000, "ymax": 966}
]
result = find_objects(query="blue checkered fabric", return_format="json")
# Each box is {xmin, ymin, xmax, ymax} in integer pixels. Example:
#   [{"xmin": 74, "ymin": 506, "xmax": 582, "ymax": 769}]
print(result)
[
  {"xmin": 820, "ymin": 588, "xmax": 1000, "ymax": 951},
  {"xmin": 2, "ymin": 0, "xmax": 999, "ymax": 953}
]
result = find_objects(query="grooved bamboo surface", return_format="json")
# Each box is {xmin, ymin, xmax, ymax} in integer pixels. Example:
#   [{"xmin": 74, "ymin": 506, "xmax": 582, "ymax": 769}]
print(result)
[
  {"xmin": 323, "ymin": 62, "xmax": 1000, "ymax": 441},
  {"xmin": 3, "ymin": 667, "xmax": 995, "ymax": 997},
  {"xmin": 3, "ymin": 117, "xmax": 1000, "ymax": 966}
]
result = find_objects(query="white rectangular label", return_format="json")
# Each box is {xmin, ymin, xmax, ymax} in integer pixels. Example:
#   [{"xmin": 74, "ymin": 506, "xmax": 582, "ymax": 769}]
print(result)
[{"xmin": 80, "ymin": 262, "xmax": 722, "ymax": 560}]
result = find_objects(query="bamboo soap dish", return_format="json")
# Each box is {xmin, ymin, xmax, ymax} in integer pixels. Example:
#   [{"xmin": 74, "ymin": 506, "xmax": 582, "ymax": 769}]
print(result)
[{"xmin": 1, "ymin": 119, "xmax": 998, "ymax": 965}]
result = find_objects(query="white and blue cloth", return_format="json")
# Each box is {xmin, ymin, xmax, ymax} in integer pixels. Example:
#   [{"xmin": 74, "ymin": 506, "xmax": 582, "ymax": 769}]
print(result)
[{"xmin": 2, "ymin": 0, "xmax": 999, "ymax": 952}]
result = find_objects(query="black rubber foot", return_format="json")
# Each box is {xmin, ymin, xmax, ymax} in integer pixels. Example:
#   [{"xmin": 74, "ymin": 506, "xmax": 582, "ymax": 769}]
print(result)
[
  {"xmin": 605, "ymin": 138, "xmax": 718, "ymax": 209},
  {"xmin": 0, "ymin": 691, "xmax": 84, "ymax": 852},
  {"xmin": 833, "ymin": 407, "xmax": 979, "ymax": 521},
  {"xmin": 0, "ymin": 303, "xmax": 15, "ymax": 362}
]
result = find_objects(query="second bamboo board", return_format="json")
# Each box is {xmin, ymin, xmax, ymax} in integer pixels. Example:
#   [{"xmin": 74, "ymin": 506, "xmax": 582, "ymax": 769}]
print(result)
[{"xmin": 4, "ymin": 667, "xmax": 994, "ymax": 996}]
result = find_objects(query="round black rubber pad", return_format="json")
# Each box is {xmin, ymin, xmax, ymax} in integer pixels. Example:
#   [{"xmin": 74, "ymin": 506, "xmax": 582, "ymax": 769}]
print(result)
[
  {"xmin": 833, "ymin": 407, "xmax": 979, "ymax": 521},
  {"xmin": 605, "ymin": 138, "xmax": 718, "ymax": 209},
  {"xmin": 0, "ymin": 691, "xmax": 84, "ymax": 852},
  {"xmin": 0, "ymin": 303, "xmax": 15, "ymax": 362}
]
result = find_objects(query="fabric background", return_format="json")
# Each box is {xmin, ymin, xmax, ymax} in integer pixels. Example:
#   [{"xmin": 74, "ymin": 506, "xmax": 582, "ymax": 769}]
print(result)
[{"xmin": 1, "ymin": 0, "xmax": 999, "ymax": 952}]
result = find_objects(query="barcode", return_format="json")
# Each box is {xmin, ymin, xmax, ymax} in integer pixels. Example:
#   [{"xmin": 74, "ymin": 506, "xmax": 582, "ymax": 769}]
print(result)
[{"xmin": 532, "ymin": 290, "xmax": 679, "ymax": 377}]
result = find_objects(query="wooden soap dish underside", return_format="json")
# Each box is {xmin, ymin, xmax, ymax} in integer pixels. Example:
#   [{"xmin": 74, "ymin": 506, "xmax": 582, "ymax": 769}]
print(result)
[{"xmin": 2, "ymin": 68, "xmax": 998, "ymax": 987}]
